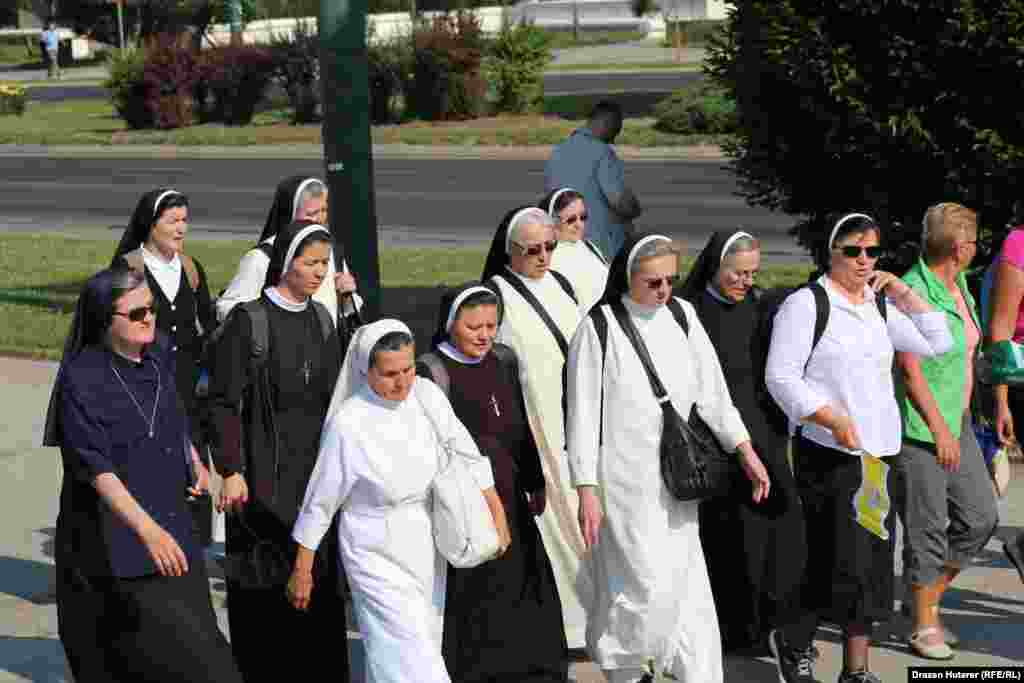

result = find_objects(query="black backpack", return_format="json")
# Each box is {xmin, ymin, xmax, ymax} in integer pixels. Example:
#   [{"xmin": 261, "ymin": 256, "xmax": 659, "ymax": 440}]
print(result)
[{"xmin": 416, "ymin": 343, "xmax": 521, "ymax": 398}]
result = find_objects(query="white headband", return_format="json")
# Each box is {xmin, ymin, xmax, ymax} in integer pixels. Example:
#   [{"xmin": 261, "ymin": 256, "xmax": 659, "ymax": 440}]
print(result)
[
  {"xmin": 445, "ymin": 286, "xmax": 495, "ymax": 333},
  {"xmin": 291, "ymin": 178, "xmax": 324, "ymax": 221},
  {"xmin": 153, "ymin": 190, "xmax": 181, "ymax": 219},
  {"xmin": 282, "ymin": 224, "xmax": 331, "ymax": 278},
  {"xmin": 625, "ymin": 234, "xmax": 672, "ymax": 287},
  {"xmin": 505, "ymin": 207, "xmax": 549, "ymax": 255},
  {"xmin": 546, "ymin": 188, "xmax": 579, "ymax": 217},
  {"xmin": 719, "ymin": 231, "xmax": 754, "ymax": 264},
  {"xmin": 828, "ymin": 213, "xmax": 875, "ymax": 250}
]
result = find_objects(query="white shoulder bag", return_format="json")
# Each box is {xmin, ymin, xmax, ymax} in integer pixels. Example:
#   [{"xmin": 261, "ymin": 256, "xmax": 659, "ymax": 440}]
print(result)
[{"xmin": 415, "ymin": 391, "xmax": 501, "ymax": 568}]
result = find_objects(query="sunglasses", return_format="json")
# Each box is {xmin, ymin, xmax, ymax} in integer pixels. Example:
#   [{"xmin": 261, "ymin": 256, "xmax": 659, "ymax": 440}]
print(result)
[
  {"xmin": 515, "ymin": 240, "xmax": 558, "ymax": 257},
  {"xmin": 835, "ymin": 245, "xmax": 884, "ymax": 259},
  {"xmin": 114, "ymin": 305, "xmax": 156, "ymax": 323},
  {"xmin": 562, "ymin": 212, "xmax": 588, "ymax": 226},
  {"xmin": 644, "ymin": 275, "xmax": 680, "ymax": 290}
]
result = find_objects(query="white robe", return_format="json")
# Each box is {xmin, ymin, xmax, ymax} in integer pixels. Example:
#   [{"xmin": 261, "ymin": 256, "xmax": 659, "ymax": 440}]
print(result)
[
  {"xmin": 292, "ymin": 379, "xmax": 494, "ymax": 683},
  {"xmin": 550, "ymin": 239, "xmax": 610, "ymax": 316},
  {"xmin": 215, "ymin": 236, "xmax": 362, "ymax": 323},
  {"xmin": 566, "ymin": 296, "xmax": 750, "ymax": 681},
  {"xmin": 491, "ymin": 269, "xmax": 589, "ymax": 648}
]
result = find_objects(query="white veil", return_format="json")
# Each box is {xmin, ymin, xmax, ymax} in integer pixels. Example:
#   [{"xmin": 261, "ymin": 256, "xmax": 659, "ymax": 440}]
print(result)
[{"xmin": 324, "ymin": 318, "xmax": 413, "ymax": 425}]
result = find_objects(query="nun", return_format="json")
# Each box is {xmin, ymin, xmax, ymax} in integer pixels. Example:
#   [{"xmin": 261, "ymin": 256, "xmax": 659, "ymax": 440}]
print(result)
[
  {"xmin": 215, "ymin": 175, "xmax": 362, "ymax": 334},
  {"xmin": 566, "ymin": 233, "xmax": 771, "ymax": 683},
  {"xmin": 289, "ymin": 319, "xmax": 505, "ymax": 683},
  {"xmin": 481, "ymin": 206, "xmax": 590, "ymax": 651},
  {"xmin": 418, "ymin": 284, "xmax": 569, "ymax": 682},
  {"xmin": 678, "ymin": 230, "xmax": 806, "ymax": 655},
  {"xmin": 541, "ymin": 187, "xmax": 610, "ymax": 315},
  {"xmin": 207, "ymin": 221, "xmax": 348, "ymax": 682},
  {"xmin": 42, "ymin": 266, "xmax": 241, "ymax": 683}
]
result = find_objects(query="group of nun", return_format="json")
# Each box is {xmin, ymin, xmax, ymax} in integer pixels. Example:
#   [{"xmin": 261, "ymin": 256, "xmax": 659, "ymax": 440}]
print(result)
[{"xmin": 43, "ymin": 170, "xmax": 952, "ymax": 683}]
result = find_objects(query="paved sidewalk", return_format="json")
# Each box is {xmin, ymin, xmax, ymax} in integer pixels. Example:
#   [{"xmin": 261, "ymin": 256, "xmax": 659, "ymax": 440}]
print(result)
[
  {"xmin": 550, "ymin": 42, "xmax": 704, "ymax": 67},
  {"xmin": 1, "ymin": 357, "xmax": 1021, "ymax": 682}
]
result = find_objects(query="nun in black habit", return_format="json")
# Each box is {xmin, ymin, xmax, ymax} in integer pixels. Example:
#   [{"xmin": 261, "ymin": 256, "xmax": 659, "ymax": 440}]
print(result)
[
  {"xmin": 208, "ymin": 221, "xmax": 348, "ymax": 683},
  {"xmin": 678, "ymin": 230, "xmax": 806, "ymax": 654},
  {"xmin": 417, "ymin": 283, "xmax": 569, "ymax": 683},
  {"xmin": 43, "ymin": 266, "xmax": 241, "ymax": 683}
]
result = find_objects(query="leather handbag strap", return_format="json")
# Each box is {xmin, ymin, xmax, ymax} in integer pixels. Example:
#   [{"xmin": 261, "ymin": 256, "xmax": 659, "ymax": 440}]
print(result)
[
  {"xmin": 609, "ymin": 298, "xmax": 670, "ymax": 403},
  {"xmin": 497, "ymin": 274, "xmax": 570, "ymax": 358}
]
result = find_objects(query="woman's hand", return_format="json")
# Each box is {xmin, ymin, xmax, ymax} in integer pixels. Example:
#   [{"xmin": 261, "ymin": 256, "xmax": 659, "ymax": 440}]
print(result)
[
  {"xmin": 140, "ymin": 521, "xmax": 189, "ymax": 577},
  {"xmin": 187, "ymin": 446, "xmax": 211, "ymax": 499},
  {"xmin": 334, "ymin": 271, "xmax": 357, "ymax": 296},
  {"xmin": 481, "ymin": 487, "xmax": 511, "ymax": 556},
  {"xmin": 577, "ymin": 486, "xmax": 603, "ymax": 549},
  {"xmin": 868, "ymin": 271, "xmax": 910, "ymax": 298},
  {"xmin": 995, "ymin": 390, "xmax": 1016, "ymax": 445},
  {"xmin": 286, "ymin": 567, "xmax": 314, "ymax": 612},
  {"xmin": 527, "ymin": 488, "xmax": 546, "ymax": 516},
  {"xmin": 829, "ymin": 413, "xmax": 863, "ymax": 451},
  {"xmin": 218, "ymin": 473, "xmax": 249, "ymax": 514},
  {"xmin": 737, "ymin": 442, "xmax": 771, "ymax": 503}
]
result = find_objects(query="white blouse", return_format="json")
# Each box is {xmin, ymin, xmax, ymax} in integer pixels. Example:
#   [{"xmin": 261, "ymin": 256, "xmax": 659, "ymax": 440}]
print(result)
[{"xmin": 765, "ymin": 275, "xmax": 953, "ymax": 457}]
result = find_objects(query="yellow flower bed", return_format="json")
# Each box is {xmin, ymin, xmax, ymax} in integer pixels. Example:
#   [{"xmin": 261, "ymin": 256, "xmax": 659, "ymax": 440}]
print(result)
[
  {"xmin": 0, "ymin": 82, "xmax": 26, "ymax": 97},
  {"xmin": 0, "ymin": 81, "xmax": 27, "ymax": 116}
]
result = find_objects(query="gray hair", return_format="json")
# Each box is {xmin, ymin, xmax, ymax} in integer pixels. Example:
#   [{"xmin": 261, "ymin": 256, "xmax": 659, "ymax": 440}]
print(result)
[
  {"xmin": 629, "ymin": 240, "xmax": 682, "ymax": 279},
  {"xmin": 509, "ymin": 210, "xmax": 556, "ymax": 247},
  {"xmin": 721, "ymin": 235, "xmax": 760, "ymax": 262},
  {"xmin": 293, "ymin": 180, "xmax": 327, "ymax": 218},
  {"xmin": 368, "ymin": 331, "xmax": 415, "ymax": 369}
]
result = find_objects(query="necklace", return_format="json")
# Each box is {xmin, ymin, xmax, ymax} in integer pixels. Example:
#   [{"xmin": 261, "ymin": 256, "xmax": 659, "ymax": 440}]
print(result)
[{"xmin": 110, "ymin": 357, "xmax": 161, "ymax": 438}]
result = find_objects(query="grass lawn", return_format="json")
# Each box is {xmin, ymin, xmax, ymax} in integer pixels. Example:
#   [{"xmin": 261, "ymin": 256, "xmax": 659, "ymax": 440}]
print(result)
[
  {"xmin": 0, "ymin": 98, "xmax": 720, "ymax": 148},
  {"xmin": 542, "ymin": 30, "xmax": 647, "ymax": 50},
  {"xmin": 0, "ymin": 233, "xmax": 811, "ymax": 360}
]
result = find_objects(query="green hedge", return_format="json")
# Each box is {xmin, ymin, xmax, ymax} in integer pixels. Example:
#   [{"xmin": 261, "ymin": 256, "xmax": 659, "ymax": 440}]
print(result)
[{"xmin": 653, "ymin": 82, "xmax": 737, "ymax": 135}]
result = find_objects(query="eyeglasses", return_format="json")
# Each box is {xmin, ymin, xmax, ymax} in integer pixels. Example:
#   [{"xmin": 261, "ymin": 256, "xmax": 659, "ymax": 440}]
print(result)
[
  {"xmin": 114, "ymin": 305, "xmax": 156, "ymax": 323},
  {"xmin": 562, "ymin": 212, "xmax": 588, "ymax": 226},
  {"xmin": 835, "ymin": 245, "xmax": 884, "ymax": 259},
  {"xmin": 514, "ymin": 240, "xmax": 558, "ymax": 257},
  {"xmin": 644, "ymin": 275, "xmax": 680, "ymax": 290}
]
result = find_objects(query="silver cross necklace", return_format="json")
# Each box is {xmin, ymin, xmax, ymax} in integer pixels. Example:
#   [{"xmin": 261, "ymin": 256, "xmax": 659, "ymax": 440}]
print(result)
[{"xmin": 110, "ymin": 357, "xmax": 161, "ymax": 438}]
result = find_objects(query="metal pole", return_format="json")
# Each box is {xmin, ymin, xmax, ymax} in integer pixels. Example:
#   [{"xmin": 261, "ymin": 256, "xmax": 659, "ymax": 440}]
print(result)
[
  {"xmin": 320, "ymin": 0, "xmax": 382, "ymax": 320},
  {"xmin": 572, "ymin": 1, "xmax": 579, "ymax": 43},
  {"xmin": 116, "ymin": 0, "xmax": 125, "ymax": 54},
  {"xmin": 228, "ymin": 0, "xmax": 243, "ymax": 46}
]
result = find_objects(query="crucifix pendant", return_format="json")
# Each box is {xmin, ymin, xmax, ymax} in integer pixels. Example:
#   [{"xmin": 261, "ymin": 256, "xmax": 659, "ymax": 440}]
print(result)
[
  {"xmin": 149, "ymin": 429, "xmax": 154, "ymax": 438},
  {"xmin": 490, "ymin": 394, "xmax": 500, "ymax": 417},
  {"xmin": 302, "ymin": 360, "xmax": 311, "ymax": 385}
]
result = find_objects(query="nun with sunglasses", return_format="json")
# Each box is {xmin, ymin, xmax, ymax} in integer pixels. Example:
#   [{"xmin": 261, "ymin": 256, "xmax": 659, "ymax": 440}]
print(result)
[
  {"xmin": 208, "ymin": 221, "xmax": 348, "ymax": 682},
  {"xmin": 541, "ymin": 187, "xmax": 610, "ymax": 315},
  {"xmin": 765, "ymin": 213, "xmax": 953, "ymax": 683},
  {"xmin": 678, "ymin": 230, "xmax": 807, "ymax": 656},
  {"xmin": 43, "ymin": 266, "xmax": 242, "ymax": 683}
]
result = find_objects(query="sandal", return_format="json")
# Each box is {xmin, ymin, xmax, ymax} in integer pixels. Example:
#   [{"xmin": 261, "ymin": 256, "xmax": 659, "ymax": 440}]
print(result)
[{"xmin": 909, "ymin": 626, "xmax": 954, "ymax": 660}]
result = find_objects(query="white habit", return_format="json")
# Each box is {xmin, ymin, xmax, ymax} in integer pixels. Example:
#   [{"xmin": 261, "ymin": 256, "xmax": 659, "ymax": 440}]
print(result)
[
  {"xmin": 551, "ymin": 239, "xmax": 610, "ymax": 315},
  {"xmin": 215, "ymin": 235, "xmax": 361, "ymax": 324},
  {"xmin": 292, "ymin": 378, "xmax": 494, "ymax": 683},
  {"xmin": 491, "ymin": 268, "xmax": 589, "ymax": 648},
  {"xmin": 566, "ymin": 296, "xmax": 750, "ymax": 682}
]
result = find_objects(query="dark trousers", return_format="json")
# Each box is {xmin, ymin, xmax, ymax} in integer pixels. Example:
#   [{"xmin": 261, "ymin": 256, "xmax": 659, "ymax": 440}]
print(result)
[{"xmin": 58, "ymin": 561, "xmax": 241, "ymax": 683}]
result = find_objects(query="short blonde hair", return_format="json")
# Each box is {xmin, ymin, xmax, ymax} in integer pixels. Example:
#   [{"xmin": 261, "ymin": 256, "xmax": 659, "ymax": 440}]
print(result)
[{"xmin": 922, "ymin": 202, "xmax": 977, "ymax": 263}]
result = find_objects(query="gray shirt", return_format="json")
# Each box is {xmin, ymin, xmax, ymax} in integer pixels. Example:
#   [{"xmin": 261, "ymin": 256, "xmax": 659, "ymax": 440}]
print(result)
[{"xmin": 544, "ymin": 127, "xmax": 636, "ymax": 260}]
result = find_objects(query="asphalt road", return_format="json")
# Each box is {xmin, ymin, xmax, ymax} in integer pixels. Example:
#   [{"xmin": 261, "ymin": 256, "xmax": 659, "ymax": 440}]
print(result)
[
  {"xmin": 0, "ymin": 156, "xmax": 803, "ymax": 260},
  {"xmin": 26, "ymin": 71, "xmax": 701, "ymax": 103}
]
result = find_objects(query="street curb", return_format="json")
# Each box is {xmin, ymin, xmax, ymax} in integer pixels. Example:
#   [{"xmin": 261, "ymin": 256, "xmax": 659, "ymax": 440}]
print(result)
[{"xmin": 0, "ymin": 143, "xmax": 727, "ymax": 162}]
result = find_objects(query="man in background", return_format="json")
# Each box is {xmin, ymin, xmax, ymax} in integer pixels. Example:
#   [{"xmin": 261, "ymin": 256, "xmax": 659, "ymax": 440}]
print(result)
[{"xmin": 41, "ymin": 21, "xmax": 60, "ymax": 80}]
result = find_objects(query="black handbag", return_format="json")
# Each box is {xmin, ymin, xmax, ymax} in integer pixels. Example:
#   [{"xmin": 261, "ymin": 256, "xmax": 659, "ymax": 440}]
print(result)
[
  {"xmin": 219, "ymin": 512, "xmax": 293, "ymax": 590},
  {"xmin": 609, "ymin": 299, "xmax": 739, "ymax": 501}
]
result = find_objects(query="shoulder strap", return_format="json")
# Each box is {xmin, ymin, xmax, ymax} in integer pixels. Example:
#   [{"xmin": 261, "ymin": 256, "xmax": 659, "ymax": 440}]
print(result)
[
  {"xmin": 590, "ymin": 308, "xmax": 610, "ymax": 447},
  {"xmin": 666, "ymin": 298, "xmax": 689, "ymax": 337},
  {"xmin": 497, "ymin": 274, "xmax": 570, "ymax": 359},
  {"xmin": 807, "ymin": 281, "xmax": 830, "ymax": 353},
  {"xmin": 876, "ymin": 293, "xmax": 888, "ymax": 321},
  {"xmin": 549, "ymin": 269, "xmax": 579, "ymax": 305},
  {"xmin": 583, "ymin": 240, "xmax": 609, "ymax": 266},
  {"xmin": 609, "ymin": 298, "xmax": 670, "ymax": 402},
  {"xmin": 238, "ymin": 300, "xmax": 270, "ymax": 372},
  {"xmin": 310, "ymin": 300, "xmax": 334, "ymax": 343},
  {"xmin": 491, "ymin": 343, "xmax": 520, "ymax": 387},
  {"xmin": 417, "ymin": 352, "xmax": 451, "ymax": 398},
  {"xmin": 122, "ymin": 248, "xmax": 145, "ymax": 275},
  {"xmin": 257, "ymin": 241, "xmax": 274, "ymax": 259},
  {"xmin": 180, "ymin": 253, "xmax": 200, "ymax": 292}
]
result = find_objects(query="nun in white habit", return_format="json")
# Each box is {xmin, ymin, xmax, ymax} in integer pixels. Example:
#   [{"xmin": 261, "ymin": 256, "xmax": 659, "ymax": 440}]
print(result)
[
  {"xmin": 289, "ymin": 320, "xmax": 503, "ymax": 683},
  {"xmin": 541, "ymin": 187, "xmax": 610, "ymax": 315},
  {"xmin": 566, "ymin": 233, "xmax": 771, "ymax": 683},
  {"xmin": 481, "ymin": 206, "xmax": 590, "ymax": 650},
  {"xmin": 216, "ymin": 175, "xmax": 363, "ymax": 326}
]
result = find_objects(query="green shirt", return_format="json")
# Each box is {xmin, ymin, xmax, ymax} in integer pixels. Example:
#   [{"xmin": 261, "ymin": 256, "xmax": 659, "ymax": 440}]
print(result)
[{"xmin": 897, "ymin": 257, "xmax": 979, "ymax": 442}]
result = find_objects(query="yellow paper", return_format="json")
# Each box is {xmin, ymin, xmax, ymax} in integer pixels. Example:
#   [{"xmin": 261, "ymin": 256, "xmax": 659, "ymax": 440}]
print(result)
[{"xmin": 852, "ymin": 454, "xmax": 891, "ymax": 541}]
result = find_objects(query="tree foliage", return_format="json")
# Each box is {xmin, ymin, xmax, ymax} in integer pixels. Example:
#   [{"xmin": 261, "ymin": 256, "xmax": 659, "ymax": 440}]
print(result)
[{"xmin": 707, "ymin": 0, "xmax": 1024, "ymax": 268}]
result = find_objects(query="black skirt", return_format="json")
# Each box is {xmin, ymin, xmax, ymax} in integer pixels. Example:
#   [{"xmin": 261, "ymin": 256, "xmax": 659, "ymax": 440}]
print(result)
[{"xmin": 793, "ymin": 437, "xmax": 895, "ymax": 627}]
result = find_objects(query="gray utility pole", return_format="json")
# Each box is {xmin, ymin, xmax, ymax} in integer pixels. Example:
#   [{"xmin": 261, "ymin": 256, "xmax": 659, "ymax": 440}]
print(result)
[
  {"xmin": 320, "ymin": 0, "xmax": 382, "ymax": 320},
  {"xmin": 228, "ymin": 0, "xmax": 243, "ymax": 45}
]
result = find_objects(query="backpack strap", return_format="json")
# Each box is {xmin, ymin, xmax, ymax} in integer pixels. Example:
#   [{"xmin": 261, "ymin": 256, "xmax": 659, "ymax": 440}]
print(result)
[
  {"xmin": 416, "ymin": 352, "xmax": 451, "ymax": 398},
  {"xmin": 666, "ymin": 297, "xmax": 689, "ymax": 337},
  {"xmin": 490, "ymin": 343, "xmax": 520, "ymax": 388},
  {"xmin": 549, "ymin": 270, "xmax": 579, "ymax": 306},
  {"xmin": 583, "ymin": 240, "xmax": 609, "ymax": 266},
  {"xmin": 180, "ymin": 253, "xmax": 200, "ymax": 293},
  {"xmin": 122, "ymin": 248, "xmax": 145, "ymax": 275},
  {"xmin": 238, "ymin": 300, "xmax": 270, "ymax": 373},
  {"xmin": 310, "ymin": 300, "xmax": 334, "ymax": 344},
  {"xmin": 807, "ymin": 281, "xmax": 830, "ymax": 353}
]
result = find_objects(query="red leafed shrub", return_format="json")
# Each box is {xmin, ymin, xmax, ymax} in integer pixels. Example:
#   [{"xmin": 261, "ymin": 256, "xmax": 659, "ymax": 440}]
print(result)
[
  {"xmin": 407, "ymin": 12, "xmax": 487, "ymax": 121},
  {"xmin": 142, "ymin": 34, "xmax": 199, "ymax": 129},
  {"xmin": 199, "ymin": 45, "xmax": 278, "ymax": 126}
]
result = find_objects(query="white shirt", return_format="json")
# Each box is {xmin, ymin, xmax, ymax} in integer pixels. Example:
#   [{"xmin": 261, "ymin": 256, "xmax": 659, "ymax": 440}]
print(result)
[
  {"xmin": 141, "ymin": 245, "xmax": 182, "ymax": 302},
  {"xmin": 549, "ymin": 239, "xmax": 609, "ymax": 316},
  {"xmin": 765, "ymin": 275, "xmax": 953, "ymax": 457}
]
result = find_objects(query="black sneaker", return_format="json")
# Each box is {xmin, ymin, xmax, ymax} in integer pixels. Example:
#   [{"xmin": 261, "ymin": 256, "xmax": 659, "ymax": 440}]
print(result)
[
  {"xmin": 837, "ymin": 670, "xmax": 882, "ymax": 683},
  {"xmin": 768, "ymin": 628, "xmax": 821, "ymax": 683}
]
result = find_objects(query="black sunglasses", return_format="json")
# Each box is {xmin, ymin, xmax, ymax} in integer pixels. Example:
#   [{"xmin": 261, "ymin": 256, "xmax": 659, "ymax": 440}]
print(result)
[
  {"xmin": 836, "ymin": 245, "xmax": 884, "ymax": 259},
  {"xmin": 516, "ymin": 240, "xmax": 558, "ymax": 257},
  {"xmin": 114, "ymin": 305, "xmax": 156, "ymax": 323},
  {"xmin": 645, "ymin": 275, "xmax": 680, "ymax": 290},
  {"xmin": 563, "ymin": 212, "xmax": 588, "ymax": 226}
]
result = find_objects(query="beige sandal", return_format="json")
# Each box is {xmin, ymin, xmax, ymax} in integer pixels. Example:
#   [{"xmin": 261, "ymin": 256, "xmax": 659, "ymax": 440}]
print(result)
[{"xmin": 909, "ymin": 626, "xmax": 954, "ymax": 660}]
